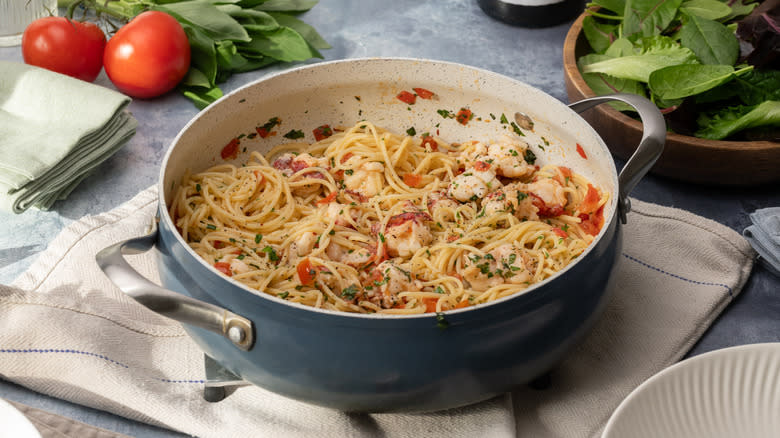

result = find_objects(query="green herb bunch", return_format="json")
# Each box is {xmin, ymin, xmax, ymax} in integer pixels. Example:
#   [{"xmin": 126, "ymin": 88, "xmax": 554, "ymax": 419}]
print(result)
[
  {"xmin": 64, "ymin": 0, "xmax": 330, "ymax": 109},
  {"xmin": 578, "ymin": 0, "xmax": 779, "ymax": 141}
]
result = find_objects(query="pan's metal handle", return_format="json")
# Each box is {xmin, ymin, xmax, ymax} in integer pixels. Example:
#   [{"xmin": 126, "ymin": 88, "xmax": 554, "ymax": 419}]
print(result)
[
  {"xmin": 568, "ymin": 93, "xmax": 665, "ymax": 224},
  {"xmin": 95, "ymin": 218, "xmax": 255, "ymax": 351}
]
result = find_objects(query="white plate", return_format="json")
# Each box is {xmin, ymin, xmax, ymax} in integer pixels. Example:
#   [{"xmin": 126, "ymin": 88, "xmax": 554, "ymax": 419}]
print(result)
[
  {"xmin": 603, "ymin": 343, "xmax": 780, "ymax": 438},
  {"xmin": 0, "ymin": 398, "xmax": 41, "ymax": 438}
]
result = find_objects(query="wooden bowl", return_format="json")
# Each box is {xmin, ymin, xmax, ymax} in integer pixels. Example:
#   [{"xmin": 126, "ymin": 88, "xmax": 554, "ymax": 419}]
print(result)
[{"xmin": 563, "ymin": 11, "xmax": 780, "ymax": 186}]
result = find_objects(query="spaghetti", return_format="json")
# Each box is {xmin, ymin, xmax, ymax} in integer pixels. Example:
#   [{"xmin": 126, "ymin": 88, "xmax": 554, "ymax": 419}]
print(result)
[{"xmin": 169, "ymin": 121, "xmax": 609, "ymax": 314}]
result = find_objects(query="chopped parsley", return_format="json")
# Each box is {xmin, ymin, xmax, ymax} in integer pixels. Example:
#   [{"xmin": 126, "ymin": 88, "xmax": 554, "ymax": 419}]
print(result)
[
  {"xmin": 406, "ymin": 127, "xmax": 416, "ymax": 136},
  {"xmin": 283, "ymin": 129, "xmax": 305, "ymax": 139},
  {"xmin": 436, "ymin": 312, "xmax": 449, "ymax": 329},
  {"xmin": 500, "ymin": 113, "xmax": 509, "ymax": 124},
  {"xmin": 262, "ymin": 246, "xmax": 279, "ymax": 261},
  {"xmin": 510, "ymin": 121, "xmax": 525, "ymax": 136},
  {"xmin": 279, "ymin": 291, "xmax": 289, "ymax": 299},
  {"xmin": 524, "ymin": 149, "xmax": 537, "ymax": 165},
  {"xmin": 206, "ymin": 224, "xmax": 217, "ymax": 230},
  {"xmin": 255, "ymin": 234, "xmax": 263, "ymax": 243},
  {"xmin": 344, "ymin": 169, "xmax": 354, "ymax": 175},
  {"xmin": 437, "ymin": 109, "xmax": 454, "ymax": 119},
  {"xmin": 341, "ymin": 284, "xmax": 359, "ymax": 300},
  {"xmin": 195, "ymin": 183, "xmax": 201, "ymax": 192}
]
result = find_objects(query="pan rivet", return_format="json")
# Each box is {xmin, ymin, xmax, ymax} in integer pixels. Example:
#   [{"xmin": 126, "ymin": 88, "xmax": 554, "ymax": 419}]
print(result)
[{"xmin": 228, "ymin": 326, "xmax": 245, "ymax": 344}]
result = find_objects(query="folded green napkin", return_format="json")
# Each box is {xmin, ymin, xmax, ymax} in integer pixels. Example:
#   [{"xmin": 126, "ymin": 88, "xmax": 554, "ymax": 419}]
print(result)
[{"xmin": 0, "ymin": 61, "xmax": 137, "ymax": 213}]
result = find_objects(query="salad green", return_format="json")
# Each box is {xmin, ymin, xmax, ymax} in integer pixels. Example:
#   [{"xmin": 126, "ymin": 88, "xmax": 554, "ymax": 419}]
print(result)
[{"xmin": 578, "ymin": 0, "xmax": 779, "ymax": 140}]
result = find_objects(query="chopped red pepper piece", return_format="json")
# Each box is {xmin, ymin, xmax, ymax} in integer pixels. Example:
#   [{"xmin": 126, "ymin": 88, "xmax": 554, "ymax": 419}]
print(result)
[{"xmin": 397, "ymin": 90, "xmax": 416, "ymax": 105}]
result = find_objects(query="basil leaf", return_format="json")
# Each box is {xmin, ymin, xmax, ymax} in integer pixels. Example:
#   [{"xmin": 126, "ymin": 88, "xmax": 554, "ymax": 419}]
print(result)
[
  {"xmin": 623, "ymin": 0, "xmax": 682, "ymax": 39},
  {"xmin": 269, "ymin": 12, "xmax": 331, "ymax": 49},
  {"xmin": 679, "ymin": 0, "xmax": 732, "ymax": 21},
  {"xmin": 696, "ymin": 100, "xmax": 780, "ymax": 140},
  {"xmin": 649, "ymin": 64, "xmax": 736, "ymax": 99},
  {"xmin": 181, "ymin": 85, "xmax": 224, "ymax": 110},
  {"xmin": 181, "ymin": 23, "xmax": 218, "ymax": 87},
  {"xmin": 181, "ymin": 66, "xmax": 212, "ymax": 88},
  {"xmin": 680, "ymin": 14, "xmax": 739, "ymax": 65},
  {"xmin": 254, "ymin": 0, "xmax": 318, "ymax": 12},
  {"xmin": 240, "ymin": 26, "xmax": 322, "ymax": 61},
  {"xmin": 154, "ymin": 1, "xmax": 250, "ymax": 42}
]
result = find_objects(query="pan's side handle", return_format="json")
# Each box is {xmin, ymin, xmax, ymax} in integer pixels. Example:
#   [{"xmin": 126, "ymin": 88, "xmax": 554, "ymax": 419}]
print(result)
[
  {"xmin": 568, "ymin": 93, "xmax": 665, "ymax": 223},
  {"xmin": 95, "ymin": 218, "xmax": 254, "ymax": 351}
]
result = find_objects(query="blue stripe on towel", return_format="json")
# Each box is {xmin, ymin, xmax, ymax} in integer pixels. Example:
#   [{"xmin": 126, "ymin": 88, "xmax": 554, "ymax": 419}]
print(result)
[
  {"xmin": 0, "ymin": 348, "xmax": 205, "ymax": 384},
  {"xmin": 622, "ymin": 253, "xmax": 733, "ymax": 296}
]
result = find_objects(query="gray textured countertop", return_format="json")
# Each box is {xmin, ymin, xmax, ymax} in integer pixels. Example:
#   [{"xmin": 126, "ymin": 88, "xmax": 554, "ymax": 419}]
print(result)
[{"xmin": 1, "ymin": 1, "xmax": 778, "ymax": 436}]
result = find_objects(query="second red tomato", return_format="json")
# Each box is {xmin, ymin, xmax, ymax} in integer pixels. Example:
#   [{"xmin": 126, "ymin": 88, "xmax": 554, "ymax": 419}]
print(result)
[{"xmin": 103, "ymin": 11, "xmax": 191, "ymax": 99}]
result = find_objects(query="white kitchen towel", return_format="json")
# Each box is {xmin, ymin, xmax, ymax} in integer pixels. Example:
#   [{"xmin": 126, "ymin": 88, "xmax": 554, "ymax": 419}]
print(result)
[{"xmin": 0, "ymin": 186, "xmax": 755, "ymax": 438}]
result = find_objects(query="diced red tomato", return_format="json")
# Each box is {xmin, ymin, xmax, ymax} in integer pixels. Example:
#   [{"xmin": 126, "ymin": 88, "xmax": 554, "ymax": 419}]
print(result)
[
  {"xmin": 214, "ymin": 262, "xmax": 232, "ymax": 276},
  {"xmin": 220, "ymin": 138, "xmax": 240, "ymax": 159},
  {"xmin": 313, "ymin": 124, "xmax": 333, "ymax": 141},
  {"xmin": 413, "ymin": 87, "xmax": 434, "ymax": 99},
  {"xmin": 397, "ymin": 90, "xmax": 416, "ymax": 105},
  {"xmin": 297, "ymin": 258, "xmax": 316, "ymax": 286},
  {"xmin": 558, "ymin": 166, "xmax": 572, "ymax": 179},
  {"xmin": 421, "ymin": 135, "xmax": 438, "ymax": 151},
  {"xmin": 423, "ymin": 297, "xmax": 438, "ymax": 313},
  {"xmin": 213, "ymin": 240, "xmax": 225, "ymax": 249},
  {"xmin": 256, "ymin": 127, "xmax": 270, "ymax": 138},
  {"xmin": 456, "ymin": 108, "xmax": 472, "ymax": 125},
  {"xmin": 579, "ymin": 184, "xmax": 601, "ymax": 215},
  {"xmin": 340, "ymin": 152, "xmax": 354, "ymax": 164},
  {"xmin": 530, "ymin": 193, "xmax": 565, "ymax": 217},
  {"xmin": 578, "ymin": 205, "xmax": 605, "ymax": 236},
  {"xmin": 474, "ymin": 161, "xmax": 491, "ymax": 171},
  {"xmin": 576, "ymin": 143, "xmax": 588, "ymax": 159},
  {"xmin": 316, "ymin": 191, "xmax": 338, "ymax": 205},
  {"xmin": 552, "ymin": 227, "xmax": 568, "ymax": 238},
  {"xmin": 403, "ymin": 173, "xmax": 422, "ymax": 188},
  {"xmin": 454, "ymin": 300, "xmax": 470, "ymax": 309}
]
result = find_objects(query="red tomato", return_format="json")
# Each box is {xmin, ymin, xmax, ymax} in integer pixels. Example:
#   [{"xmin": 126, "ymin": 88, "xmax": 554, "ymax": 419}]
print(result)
[
  {"xmin": 423, "ymin": 297, "xmax": 438, "ymax": 313},
  {"xmin": 221, "ymin": 137, "xmax": 240, "ymax": 159},
  {"xmin": 296, "ymin": 258, "xmax": 316, "ymax": 286},
  {"xmin": 312, "ymin": 124, "xmax": 333, "ymax": 141},
  {"xmin": 421, "ymin": 135, "xmax": 438, "ymax": 151},
  {"xmin": 456, "ymin": 108, "xmax": 472, "ymax": 125},
  {"xmin": 576, "ymin": 143, "xmax": 588, "ymax": 159},
  {"xmin": 103, "ymin": 11, "xmax": 190, "ymax": 99},
  {"xmin": 397, "ymin": 90, "xmax": 416, "ymax": 105},
  {"xmin": 413, "ymin": 87, "xmax": 434, "ymax": 99},
  {"xmin": 22, "ymin": 17, "xmax": 106, "ymax": 82},
  {"xmin": 579, "ymin": 184, "xmax": 601, "ymax": 215},
  {"xmin": 403, "ymin": 173, "xmax": 422, "ymax": 188},
  {"xmin": 214, "ymin": 262, "xmax": 232, "ymax": 277}
]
